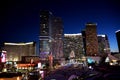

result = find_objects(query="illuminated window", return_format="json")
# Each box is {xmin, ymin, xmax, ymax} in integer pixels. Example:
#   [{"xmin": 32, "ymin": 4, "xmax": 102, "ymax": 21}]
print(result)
[{"xmin": 43, "ymin": 24, "xmax": 46, "ymax": 28}]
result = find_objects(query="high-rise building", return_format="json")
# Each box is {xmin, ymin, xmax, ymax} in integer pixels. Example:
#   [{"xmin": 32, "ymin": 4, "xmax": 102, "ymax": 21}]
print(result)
[
  {"xmin": 39, "ymin": 10, "xmax": 53, "ymax": 58},
  {"xmin": 40, "ymin": 10, "xmax": 64, "ymax": 59},
  {"xmin": 98, "ymin": 35, "xmax": 111, "ymax": 55},
  {"xmin": 64, "ymin": 33, "xmax": 111, "ymax": 58},
  {"xmin": 116, "ymin": 30, "xmax": 120, "ymax": 53},
  {"xmin": 3, "ymin": 42, "xmax": 36, "ymax": 61},
  {"xmin": 64, "ymin": 33, "xmax": 83, "ymax": 58},
  {"xmin": 81, "ymin": 30, "xmax": 86, "ymax": 55},
  {"xmin": 85, "ymin": 23, "xmax": 99, "ymax": 56},
  {"xmin": 82, "ymin": 24, "xmax": 111, "ymax": 56},
  {"xmin": 52, "ymin": 17, "xmax": 64, "ymax": 58}
]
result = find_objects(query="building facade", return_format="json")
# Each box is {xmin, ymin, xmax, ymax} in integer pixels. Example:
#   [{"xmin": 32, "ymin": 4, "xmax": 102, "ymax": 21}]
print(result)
[
  {"xmin": 52, "ymin": 17, "xmax": 64, "ymax": 59},
  {"xmin": 64, "ymin": 23, "xmax": 111, "ymax": 58},
  {"xmin": 98, "ymin": 35, "xmax": 111, "ymax": 55},
  {"xmin": 81, "ymin": 30, "xmax": 86, "ymax": 55},
  {"xmin": 116, "ymin": 30, "xmax": 120, "ymax": 53},
  {"xmin": 40, "ymin": 10, "xmax": 53, "ymax": 58},
  {"xmin": 3, "ymin": 42, "xmax": 36, "ymax": 61},
  {"xmin": 85, "ymin": 23, "xmax": 99, "ymax": 56},
  {"xmin": 40, "ymin": 10, "xmax": 64, "ymax": 59},
  {"xmin": 64, "ymin": 33, "xmax": 83, "ymax": 58}
]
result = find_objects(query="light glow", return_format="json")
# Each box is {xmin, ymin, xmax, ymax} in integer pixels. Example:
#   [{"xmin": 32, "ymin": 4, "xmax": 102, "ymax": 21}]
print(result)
[
  {"xmin": 97, "ymin": 35, "xmax": 106, "ymax": 37},
  {"xmin": 115, "ymin": 30, "xmax": 120, "ymax": 33},
  {"xmin": 64, "ymin": 33, "xmax": 82, "ymax": 36},
  {"xmin": 1, "ymin": 50, "xmax": 7, "ymax": 63},
  {"xmin": 4, "ymin": 42, "xmax": 34, "ymax": 45}
]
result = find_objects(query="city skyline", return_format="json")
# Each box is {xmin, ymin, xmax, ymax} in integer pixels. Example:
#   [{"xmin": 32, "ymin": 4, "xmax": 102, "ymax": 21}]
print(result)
[{"xmin": 1, "ymin": 0, "xmax": 120, "ymax": 52}]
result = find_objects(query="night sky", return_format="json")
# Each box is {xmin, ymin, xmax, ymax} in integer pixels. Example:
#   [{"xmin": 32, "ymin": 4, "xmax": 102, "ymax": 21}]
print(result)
[{"xmin": 1, "ymin": 0, "xmax": 120, "ymax": 52}]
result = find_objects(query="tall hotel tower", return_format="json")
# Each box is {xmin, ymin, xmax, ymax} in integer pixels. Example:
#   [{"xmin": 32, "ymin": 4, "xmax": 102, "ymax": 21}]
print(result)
[
  {"xmin": 52, "ymin": 17, "xmax": 64, "ymax": 59},
  {"xmin": 85, "ymin": 23, "xmax": 99, "ymax": 56},
  {"xmin": 40, "ymin": 10, "xmax": 53, "ymax": 58},
  {"xmin": 116, "ymin": 30, "xmax": 120, "ymax": 53},
  {"xmin": 40, "ymin": 10, "xmax": 64, "ymax": 59},
  {"xmin": 64, "ymin": 33, "xmax": 83, "ymax": 58},
  {"xmin": 98, "ymin": 35, "xmax": 110, "ymax": 54}
]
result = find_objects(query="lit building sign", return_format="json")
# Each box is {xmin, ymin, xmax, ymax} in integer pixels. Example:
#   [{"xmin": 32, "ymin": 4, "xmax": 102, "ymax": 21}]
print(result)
[
  {"xmin": 1, "ymin": 50, "xmax": 7, "ymax": 63},
  {"xmin": 38, "ymin": 62, "xmax": 42, "ymax": 68},
  {"xmin": 22, "ymin": 56, "xmax": 40, "ymax": 63}
]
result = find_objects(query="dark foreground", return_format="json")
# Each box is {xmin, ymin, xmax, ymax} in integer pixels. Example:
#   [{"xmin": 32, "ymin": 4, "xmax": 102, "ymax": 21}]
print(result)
[
  {"xmin": 0, "ymin": 65, "xmax": 120, "ymax": 80},
  {"xmin": 45, "ymin": 65, "xmax": 120, "ymax": 80}
]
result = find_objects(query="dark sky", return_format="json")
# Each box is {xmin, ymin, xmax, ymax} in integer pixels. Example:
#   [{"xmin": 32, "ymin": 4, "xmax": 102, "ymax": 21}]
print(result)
[{"xmin": 1, "ymin": 0, "xmax": 120, "ymax": 52}]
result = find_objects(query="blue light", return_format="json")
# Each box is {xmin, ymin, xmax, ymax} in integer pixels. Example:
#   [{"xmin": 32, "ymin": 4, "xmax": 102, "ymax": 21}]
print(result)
[{"xmin": 87, "ymin": 58, "xmax": 95, "ymax": 64}]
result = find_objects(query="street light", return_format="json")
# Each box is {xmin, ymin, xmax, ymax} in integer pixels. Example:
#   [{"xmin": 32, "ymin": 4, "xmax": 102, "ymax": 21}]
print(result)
[{"xmin": 48, "ymin": 37, "xmax": 55, "ymax": 70}]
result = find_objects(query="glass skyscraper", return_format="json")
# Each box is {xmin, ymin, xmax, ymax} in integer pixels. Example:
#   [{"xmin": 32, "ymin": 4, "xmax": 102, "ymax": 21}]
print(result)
[
  {"xmin": 40, "ymin": 10, "xmax": 53, "ymax": 58},
  {"xmin": 40, "ymin": 10, "xmax": 64, "ymax": 59}
]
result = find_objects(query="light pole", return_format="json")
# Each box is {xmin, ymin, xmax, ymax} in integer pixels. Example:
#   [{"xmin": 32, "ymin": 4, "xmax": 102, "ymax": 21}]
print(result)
[
  {"xmin": 48, "ymin": 52, "xmax": 53, "ymax": 70},
  {"xmin": 48, "ymin": 37, "xmax": 55, "ymax": 70}
]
